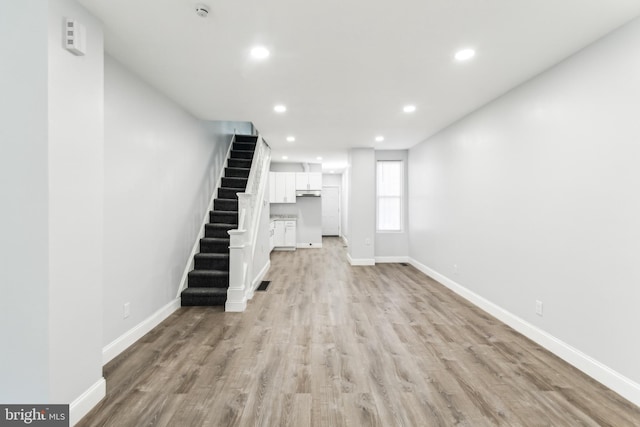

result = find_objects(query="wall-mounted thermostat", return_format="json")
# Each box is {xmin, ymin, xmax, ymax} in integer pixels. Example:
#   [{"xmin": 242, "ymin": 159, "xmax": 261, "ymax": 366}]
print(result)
[{"xmin": 65, "ymin": 18, "xmax": 86, "ymax": 56}]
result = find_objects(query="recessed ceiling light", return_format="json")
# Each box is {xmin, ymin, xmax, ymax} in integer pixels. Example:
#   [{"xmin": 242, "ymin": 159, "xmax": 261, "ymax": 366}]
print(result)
[
  {"xmin": 250, "ymin": 46, "xmax": 270, "ymax": 60},
  {"xmin": 274, "ymin": 105, "xmax": 287, "ymax": 113},
  {"xmin": 403, "ymin": 105, "xmax": 416, "ymax": 113},
  {"xmin": 282, "ymin": 155, "xmax": 288, "ymax": 160},
  {"xmin": 316, "ymin": 157, "xmax": 322, "ymax": 161},
  {"xmin": 375, "ymin": 136, "xmax": 384, "ymax": 142},
  {"xmin": 330, "ymin": 170, "xmax": 335, "ymax": 174},
  {"xmin": 455, "ymin": 48, "xmax": 476, "ymax": 61},
  {"xmin": 286, "ymin": 136, "xmax": 295, "ymax": 142}
]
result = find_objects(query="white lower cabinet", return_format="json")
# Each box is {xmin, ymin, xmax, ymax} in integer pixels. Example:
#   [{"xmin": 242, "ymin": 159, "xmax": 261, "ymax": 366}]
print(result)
[
  {"xmin": 284, "ymin": 221, "xmax": 296, "ymax": 247},
  {"xmin": 274, "ymin": 221, "xmax": 285, "ymax": 247},
  {"xmin": 272, "ymin": 220, "xmax": 296, "ymax": 250}
]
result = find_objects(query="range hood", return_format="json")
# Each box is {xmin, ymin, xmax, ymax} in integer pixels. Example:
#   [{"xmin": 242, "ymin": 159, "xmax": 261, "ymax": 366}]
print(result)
[{"xmin": 296, "ymin": 190, "xmax": 321, "ymax": 197}]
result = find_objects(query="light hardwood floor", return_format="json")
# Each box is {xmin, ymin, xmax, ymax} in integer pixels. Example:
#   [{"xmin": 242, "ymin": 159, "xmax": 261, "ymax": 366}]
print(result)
[{"xmin": 78, "ymin": 237, "xmax": 640, "ymax": 426}]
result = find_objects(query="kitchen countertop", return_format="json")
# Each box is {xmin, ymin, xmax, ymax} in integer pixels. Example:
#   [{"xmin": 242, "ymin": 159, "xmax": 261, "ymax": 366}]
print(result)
[{"xmin": 270, "ymin": 215, "xmax": 297, "ymax": 221}]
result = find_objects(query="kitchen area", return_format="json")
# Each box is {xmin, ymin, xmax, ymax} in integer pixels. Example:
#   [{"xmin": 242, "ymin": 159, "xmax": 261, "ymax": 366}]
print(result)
[{"xmin": 268, "ymin": 162, "xmax": 323, "ymax": 251}]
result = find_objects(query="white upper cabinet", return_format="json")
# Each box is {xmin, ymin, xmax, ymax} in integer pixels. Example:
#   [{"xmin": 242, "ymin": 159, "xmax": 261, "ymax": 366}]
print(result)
[
  {"xmin": 295, "ymin": 172, "xmax": 322, "ymax": 191},
  {"xmin": 295, "ymin": 173, "xmax": 307, "ymax": 191},
  {"xmin": 308, "ymin": 172, "xmax": 322, "ymax": 190},
  {"xmin": 269, "ymin": 172, "xmax": 276, "ymax": 203},
  {"xmin": 271, "ymin": 172, "xmax": 296, "ymax": 203}
]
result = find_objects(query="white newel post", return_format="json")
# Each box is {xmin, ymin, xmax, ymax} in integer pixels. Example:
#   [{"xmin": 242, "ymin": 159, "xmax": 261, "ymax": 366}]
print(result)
[{"xmin": 226, "ymin": 201, "xmax": 249, "ymax": 312}]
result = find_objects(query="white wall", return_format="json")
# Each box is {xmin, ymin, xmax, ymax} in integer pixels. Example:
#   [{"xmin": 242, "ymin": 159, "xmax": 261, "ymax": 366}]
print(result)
[
  {"xmin": 341, "ymin": 169, "xmax": 350, "ymax": 243},
  {"xmin": 270, "ymin": 163, "xmax": 322, "ymax": 173},
  {"xmin": 409, "ymin": 17, "xmax": 640, "ymax": 403},
  {"xmin": 103, "ymin": 55, "xmax": 250, "ymax": 347},
  {"xmin": 0, "ymin": 0, "xmax": 106, "ymax": 416},
  {"xmin": 375, "ymin": 150, "xmax": 409, "ymax": 261},
  {"xmin": 293, "ymin": 198, "xmax": 322, "ymax": 246},
  {"xmin": 0, "ymin": 0, "xmax": 50, "ymax": 403},
  {"xmin": 347, "ymin": 148, "xmax": 375, "ymax": 264},
  {"xmin": 48, "ymin": 0, "xmax": 105, "ymax": 408},
  {"xmin": 322, "ymin": 173, "xmax": 342, "ymax": 187}
]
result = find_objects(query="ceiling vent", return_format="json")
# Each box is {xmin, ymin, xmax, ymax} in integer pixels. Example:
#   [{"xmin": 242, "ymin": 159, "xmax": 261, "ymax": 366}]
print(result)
[{"xmin": 195, "ymin": 4, "xmax": 210, "ymax": 18}]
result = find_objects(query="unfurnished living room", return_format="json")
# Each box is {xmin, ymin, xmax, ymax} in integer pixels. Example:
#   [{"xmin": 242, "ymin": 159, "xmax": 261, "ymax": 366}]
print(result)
[{"xmin": 2, "ymin": 1, "xmax": 640, "ymax": 426}]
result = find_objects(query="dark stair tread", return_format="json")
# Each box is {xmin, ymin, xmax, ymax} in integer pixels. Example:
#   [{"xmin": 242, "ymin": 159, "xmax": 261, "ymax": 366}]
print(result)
[
  {"xmin": 232, "ymin": 143, "xmax": 257, "ymax": 151},
  {"xmin": 209, "ymin": 211, "xmax": 238, "ymax": 225},
  {"xmin": 206, "ymin": 222, "xmax": 236, "ymax": 228},
  {"xmin": 218, "ymin": 187, "xmax": 242, "ymax": 198},
  {"xmin": 221, "ymin": 177, "xmax": 248, "ymax": 189},
  {"xmin": 205, "ymin": 223, "xmax": 236, "ymax": 231},
  {"xmin": 210, "ymin": 210, "xmax": 237, "ymax": 216},
  {"xmin": 231, "ymin": 150, "xmax": 254, "ymax": 160},
  {"xmin": 200, "ymin": 237, "xmax": 230, "ymax": 242},
  {"xmin": 199, "ymin": 237, "xmax": 231, "ymax": 250},
  {"xmin": 228, "ymin": 159, "xmax": 252, "ymax": 168},
  {"xmin": 214, "ymin": 198, "xmax": 238, "ymax": 211},
  {"xmin": 193, "ymin": 253, "xmax": 230, "ymax": 265},
  {"xmin": 204, "ymin": 222, "xmax": 236, "ymax": 238},
  {"xmin": 180, "ymin": 287, "xmax": 227, "ymax": 306},
  {"xmin": 222, "ymin": 176, "xmax": 248, "ymax": 181},
  {"xmin": 182, "ymin": 287, "xmax": 227, "ymax": 295},
  {"xmin": 187, "ymin": 268, "xmax": 229, "ymax": 288},
  {"xmin": 235, "ymin": 135, "xmax": 258, "ymax": 143},
  {"xmin": 225, "ymin": 167, "xmax": 251, "ymax": 177},
  {"xmin": 194, "ymin": 253, "xmax": 229, "ymax": 260},
  {"xmin": 188, "ymin": 269, "xmax": 229, "ymax": 278}
]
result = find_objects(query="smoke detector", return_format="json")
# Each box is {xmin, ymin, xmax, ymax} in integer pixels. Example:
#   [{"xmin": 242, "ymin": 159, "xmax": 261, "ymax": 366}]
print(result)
[{"xmin": 195, "ymin": 4, "xmax": 210, "ymax": 18}]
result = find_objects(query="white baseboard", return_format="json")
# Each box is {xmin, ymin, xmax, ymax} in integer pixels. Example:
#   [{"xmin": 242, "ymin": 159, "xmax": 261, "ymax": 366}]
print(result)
[
  {"xmin": 346, "ymin": 253, "xmax": 375, "ymax": 266},
  {"xmin": 296, "ymin": 243, "xmax": 323, "ymax": 249},
  {"xmin": 102, "ymin": 298, "xmax": 181, "ymax": 365},
  {"xmin": 341, "ymin": 236, "xmax": 348, "ymax": 246},
  {"xmin": 70, "ymin": 377, "xmax": 105, "ymax": 426},
  {"xmin": 375, "ymin": 256, "xmax": 409, "ymax": 263},
  {"xmin": 273, "ymin": 247, "xmax": 296, "ymax": 251},
  {"xmin": 408, "ymin": 257, "xmax": 640, "ymax": 407}
]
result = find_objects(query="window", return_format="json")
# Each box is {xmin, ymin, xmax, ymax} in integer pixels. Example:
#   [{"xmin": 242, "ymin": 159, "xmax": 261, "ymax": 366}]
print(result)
[{"xmin": 377, "ymin": 160, "xmax": 403, "ymax": 231}]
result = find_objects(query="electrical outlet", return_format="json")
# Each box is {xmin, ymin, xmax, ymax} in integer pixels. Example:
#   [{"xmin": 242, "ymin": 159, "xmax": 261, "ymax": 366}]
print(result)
[
  {"xmin": 453, "ymin": 264, "xmax": 459, "ymax": 275},
  {"xmin": 365, "ymin": 238, "xmax": 371, "ymax": 246},
  {"xmin": 124, "ymin": 302, "xmax": 130, "ymax": 319},
  {"xmin": 535, "ymin": 300, "xmax": 543, "ymax": 317}
]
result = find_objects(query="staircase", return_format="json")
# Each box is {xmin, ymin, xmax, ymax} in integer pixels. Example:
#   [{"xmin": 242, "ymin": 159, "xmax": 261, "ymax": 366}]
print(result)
[{"xmin": 180, "ymin": 135, "xmax": 257, "ymax": 306}]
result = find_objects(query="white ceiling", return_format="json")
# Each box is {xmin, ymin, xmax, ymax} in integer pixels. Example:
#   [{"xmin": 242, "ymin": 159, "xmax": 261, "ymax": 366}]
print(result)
[{"xmin": 78, "ymin": 0, "xmax": 640, "ymax": 172}]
